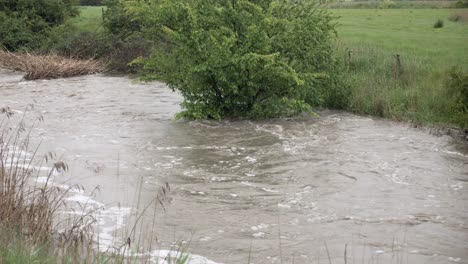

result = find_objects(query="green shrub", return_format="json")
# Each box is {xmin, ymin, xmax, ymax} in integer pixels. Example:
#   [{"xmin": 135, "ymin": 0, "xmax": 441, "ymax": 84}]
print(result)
[
  {"xmin": 0, "ymin": 12, "xmax": 43, "ymax": 51},
  {"xmin": 79, "ymin": 0, "xmax": 103, "ymax": 5},
  {"xmin": 378, "ymin": 0, "xmax": 397, "ymax": 9},
  {"xmin": 43, "ymin": 23, "xmax": 151, "ymax": 73},
  {"xmin": 0, "ymin": 0, "xmax": 78, "ymax": 51},
  {"xmin": 453, "ymin": 0, "xmax": 468, "ymax": 8},
  {"xmin": 44, "ymin": 23, "xmax": 114, "ymax": 58},
  {"xmin": 107, "ymin": 34, "xmax": 152, "ymax": 73},
  {"xmin": 103, "ymin": 0, "xmax": 143, "ymax": 38},
  {"xmin": 134, "ymin": 0, "xmax": 336, "ymax": 119},
  {"xmin": 433, "ymin": 19, "xmax": 444, "ymax": 28}
]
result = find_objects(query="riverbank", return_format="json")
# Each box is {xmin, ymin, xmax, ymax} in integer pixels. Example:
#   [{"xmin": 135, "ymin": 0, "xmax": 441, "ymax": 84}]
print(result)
[
  {"xmin": 1, "ymin": 6, "xmax": 466, "ymax": 128},
  {"xmin": 69, "ymin": 6, "xmax": 468, "ymax": 129},
  {"xmin": 332, "ymin": 9, "xmax": 468, "ymax": 129}
]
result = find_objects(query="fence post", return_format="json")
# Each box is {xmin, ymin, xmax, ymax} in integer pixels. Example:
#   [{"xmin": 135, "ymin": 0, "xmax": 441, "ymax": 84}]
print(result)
[
  {"xmin": 346, "ymin": 50, "xmax": 352, "ymax": 69},
  {"xmin": 394, "ymin": 54, "xmax": 403, "ymax": 79}
]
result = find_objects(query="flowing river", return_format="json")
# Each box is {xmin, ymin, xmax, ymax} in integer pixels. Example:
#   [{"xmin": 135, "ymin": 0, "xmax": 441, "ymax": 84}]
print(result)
[{"xmin": 1, "ymin": 69, "xmax": 467, "ymax": 264}]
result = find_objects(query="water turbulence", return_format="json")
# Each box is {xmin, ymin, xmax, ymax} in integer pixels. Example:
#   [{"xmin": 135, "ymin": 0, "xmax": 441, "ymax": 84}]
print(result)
[{"xmin": 1, "ymin": 69, "xmax": 467, "ymax": 263}]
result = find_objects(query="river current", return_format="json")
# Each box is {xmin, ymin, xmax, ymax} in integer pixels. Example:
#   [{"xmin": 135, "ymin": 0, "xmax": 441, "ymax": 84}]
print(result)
[{"xmin": 1, "ymin": 70, "xmax": 467, "ymax": 264}]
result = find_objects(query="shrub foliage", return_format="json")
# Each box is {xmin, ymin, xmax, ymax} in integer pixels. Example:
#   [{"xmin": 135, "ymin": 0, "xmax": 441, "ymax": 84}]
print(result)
[
  {"xmin": 0, "ymin": 0, "xmax": 78, "ymax": 51},
  {"xmin": 130, "ymin": 0, "xmax": 337, "ymax": 119}
]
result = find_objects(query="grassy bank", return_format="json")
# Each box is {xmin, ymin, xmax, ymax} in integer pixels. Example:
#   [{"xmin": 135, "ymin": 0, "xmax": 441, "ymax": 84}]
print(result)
[
  {"xmin": 329, "ymin": 1, "xmax": 459, "ymax": 9},
  {"xmin": 69, "ymin": 6, "xmax": 105, "ymax": 32},
  {"xmin": 15, "ymin": 6, "xmax": 465, "ymax": 127},
  {"xmin": 332, "ymin": 9, "xmax": 468, "ymax": 65},
  {"xmin": 332, "ymin": 9, "xmax": 468, "ymax": 127}
]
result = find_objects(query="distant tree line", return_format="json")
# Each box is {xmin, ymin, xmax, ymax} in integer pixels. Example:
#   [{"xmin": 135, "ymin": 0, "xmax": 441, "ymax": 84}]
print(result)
[{"xmin": 79, "ymin": 0, "xmax": 103, "ymax": 6}]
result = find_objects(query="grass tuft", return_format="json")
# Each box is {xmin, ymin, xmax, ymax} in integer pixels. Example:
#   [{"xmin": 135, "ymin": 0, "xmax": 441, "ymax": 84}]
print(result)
[{"xmin": 433, "ymin": 19, "xmax": 444, "ymax": 28}]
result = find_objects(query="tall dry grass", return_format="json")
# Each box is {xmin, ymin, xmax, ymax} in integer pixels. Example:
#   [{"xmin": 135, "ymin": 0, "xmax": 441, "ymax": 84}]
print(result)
[
  {"xmin": 0, "ymin": 51, "xmax": 103, "ymax": 80},
  {"xmin": 0, "ymin": 107, "xmax": 182, "ymax": 263},
  {"xmin": 0, "ymin": 107, "xmax": 92, "ymax": 262},
  {"xmin": 448, "ymin": 10, "xmax": 468, "ymax": 22}
]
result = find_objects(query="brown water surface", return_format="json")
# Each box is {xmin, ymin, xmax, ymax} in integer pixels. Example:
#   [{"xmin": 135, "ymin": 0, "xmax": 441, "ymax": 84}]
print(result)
[{"xmin": 1, "ymin": 70, "xmax": 467, "ymax": 264}]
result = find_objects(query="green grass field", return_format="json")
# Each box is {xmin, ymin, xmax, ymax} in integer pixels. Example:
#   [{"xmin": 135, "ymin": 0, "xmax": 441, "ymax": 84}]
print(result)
[
  {"xmin": 331, "ymin": 9, "xmax": 467, "ymax": 127},
  {"xmin": 332, "ymin": 9, "xmax": 468, "ymax": 66},
  {"xmin": 69, "ymin": 6, "xmax": 105, "ymax": 31}
]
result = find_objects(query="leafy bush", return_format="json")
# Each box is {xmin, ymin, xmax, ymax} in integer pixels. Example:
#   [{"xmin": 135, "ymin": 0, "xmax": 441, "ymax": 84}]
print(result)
[
  {"xmin": 433, "ymin": 19, "xmax": 444, "ymax": 28},
  {"xmin": 44, "ymin": 22, "xmax": 151, "ymax": 73},
  {"xmin": 453, "ymin": 0, "xmax": 468, "ymax": 8},
  {"xmin": 378, "ymin": 0, "xmax": 397, "ymax": 9},
  {"xmin": 0, "ymin": 0, "xmax": 78, "ymax": 51},
  {"xmin": 103, "ymin": 0, "xmax": 143, "ymax": 38},
  {"xmin": 106, "ymin": 34, "xmax": 152, "ymax": 73},
  {"xmin": 0, "ymin": 12, "xmax": 43, "ymax": 51},
  {"xmin": 133, "ymin": 0, "xmax": 336, "ymax": 119},
  {"xmin": 79, "ymin": 0, "xmax": 103, "ymax": 5},
  {"xmin": 44, "ymin": 23, "xmax": 111, "ymax": 58}
]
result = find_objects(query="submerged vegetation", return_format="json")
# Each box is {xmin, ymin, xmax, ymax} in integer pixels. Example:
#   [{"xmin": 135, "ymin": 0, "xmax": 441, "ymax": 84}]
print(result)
[{"xmin": 132, "ymin": 0, "xmax": 339, "ymax": 119}]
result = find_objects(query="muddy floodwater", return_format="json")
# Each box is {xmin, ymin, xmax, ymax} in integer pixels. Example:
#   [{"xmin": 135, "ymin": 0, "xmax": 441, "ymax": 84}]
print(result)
[{"xmin": 1, "ymin": 69, "xmax": 467, "ymax": 264}]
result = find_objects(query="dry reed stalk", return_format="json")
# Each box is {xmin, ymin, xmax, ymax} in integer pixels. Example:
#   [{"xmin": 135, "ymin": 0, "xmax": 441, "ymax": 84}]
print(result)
[
  {"xmin": 0, "ymin": 108, "xmax": 176, "ymax": 263},
  {"xmin": 0, "ymin": 108, "xmax": 98, "ymax": 263},
  {"xmin": 0, "ymin": 51, "xmax": 103, "ymax": 80}
]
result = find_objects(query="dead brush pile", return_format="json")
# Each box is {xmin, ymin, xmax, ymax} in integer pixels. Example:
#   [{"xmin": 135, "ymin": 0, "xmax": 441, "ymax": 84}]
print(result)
[{"xmin": 0, "ymin": 51, "xmax": 103, "ymax": 80}]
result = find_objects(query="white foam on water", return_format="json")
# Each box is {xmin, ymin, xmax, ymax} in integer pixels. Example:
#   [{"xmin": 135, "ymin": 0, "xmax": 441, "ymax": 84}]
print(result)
[
  {"xmin": 35, "ymin": 176, "xmax": 50, "ymax": 183},
  {"xmin": 450, "ymin": 182, "xmax": 463, "ymax": 191},
  {"xmin": 251, "ymin": 223, "xmax": 269, "ymax": 231},
  {"xmin": 66, "ymin": 194, "xmax": 105, "ymax": 206},
  {"xmin": 5, "ymin": 164, "xmax": 54, "ymax": 173},
  {"xmin": 210, "ymin": 176, "xmax": 227, "ymax": 182},
  {"xmin": 35, "ymin": 177, "xmax": 84, "ymax": 193},
  {"xmin": 95, "ymin": 206, "xmax": 132, "ymax": 251},
  {"xmin": 252, "ymin": 232, "xmax": 265, "ymax": 238},
  {"xmin": 149, "ymin": 250, "xmax": 222, "ymax": 264},
  {"xmin": 387, "ymin": 173, "xmax": 410, "ymax": 185},
  {"xmin": 261, "ymin": 187, "xmax": 278, "ymax": 193},
  {"xmin": 240, "ymin": 181, "xmax": 255, "ymax": 188},
  {"xmin": 245, "ymin": 156, "xmax": 257, "ymax": 163},
  {"xmin": 442, "ymin": 150, "xmax": 467, "ymax": 158}
]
